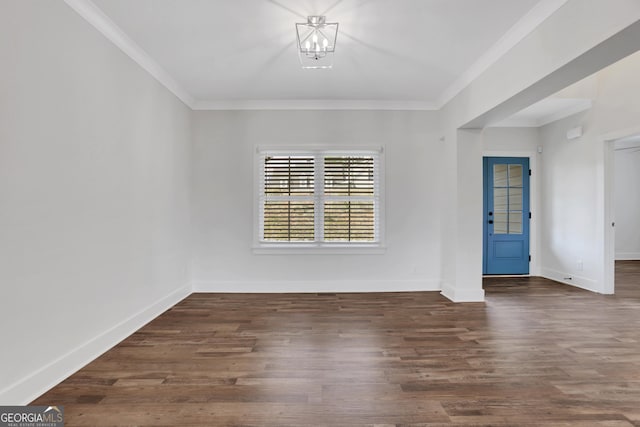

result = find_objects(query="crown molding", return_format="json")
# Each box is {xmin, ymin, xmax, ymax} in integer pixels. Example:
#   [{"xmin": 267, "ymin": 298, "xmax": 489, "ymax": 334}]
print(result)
[
  {"xmin": 64, "ymin": 0, "xmax": 196, "ymax": 108},
  {"xmin": 437, "ymin": 0, "xmax": 570, "ymax": 109},
  {"xmin": 191, "ymin": 99, "xmax": 438, "ymax": 111}
]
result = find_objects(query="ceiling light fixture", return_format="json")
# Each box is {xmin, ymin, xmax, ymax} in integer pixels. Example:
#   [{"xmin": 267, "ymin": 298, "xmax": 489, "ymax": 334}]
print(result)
[{"xmin": 295, "ymin": 16, "xmax": 338, "ymax": 69}]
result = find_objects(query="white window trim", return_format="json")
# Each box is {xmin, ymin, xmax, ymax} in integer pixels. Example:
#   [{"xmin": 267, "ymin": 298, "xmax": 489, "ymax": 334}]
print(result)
[{"xmin": 253, "ymin": 145, "xmax": 386, "ymax": 254}]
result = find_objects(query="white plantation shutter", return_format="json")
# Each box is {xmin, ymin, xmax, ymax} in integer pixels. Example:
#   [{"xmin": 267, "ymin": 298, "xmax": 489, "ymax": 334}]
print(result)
[
  {"xmin": 261, "ymin": 155, "xmax": 315, "ymax": 241},
  {"xmin": 323, "ymin": 156, "xmax": 378, "ymax": 242},
  {"xmin": 259, "ymin": 150, "xmax": 381, "ymax": 245}
]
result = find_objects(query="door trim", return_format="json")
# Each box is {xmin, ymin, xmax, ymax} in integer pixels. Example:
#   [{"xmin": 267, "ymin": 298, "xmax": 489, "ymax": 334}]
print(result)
[
  {"xmin": 598, "ymin": 125, "xmax": 640, "ymax": 295},
  {"xmin": 483, "ymin": 151, "xmax": 539, "ymax": 276}
]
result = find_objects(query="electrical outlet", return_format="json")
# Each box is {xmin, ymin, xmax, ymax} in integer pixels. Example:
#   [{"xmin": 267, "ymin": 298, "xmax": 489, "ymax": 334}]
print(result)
[{"xmin": 577, "ymin": 260, "xmax": 583, "ymax": 271}]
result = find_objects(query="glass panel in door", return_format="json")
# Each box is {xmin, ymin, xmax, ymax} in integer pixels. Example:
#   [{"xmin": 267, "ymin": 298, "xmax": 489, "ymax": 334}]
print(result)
[{"xmin": 493, "ymin": 164, "xmax": 524, "ymax": 235}]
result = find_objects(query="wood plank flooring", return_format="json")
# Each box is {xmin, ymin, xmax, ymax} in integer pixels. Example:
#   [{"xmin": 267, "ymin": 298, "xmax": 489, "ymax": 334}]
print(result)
[{"xmin": 32, "ymin": 262, "xmax": 640, "ymax": 426}]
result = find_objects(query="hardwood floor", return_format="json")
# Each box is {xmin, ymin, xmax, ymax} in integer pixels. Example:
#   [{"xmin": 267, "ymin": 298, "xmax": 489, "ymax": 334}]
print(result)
[{"xmin": 33, "ymin": 262, "xmax": 640, "ymax": 426}]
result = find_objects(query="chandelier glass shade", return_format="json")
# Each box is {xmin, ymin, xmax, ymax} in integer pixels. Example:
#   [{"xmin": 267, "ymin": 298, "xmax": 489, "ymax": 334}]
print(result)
[{"xmin": 296, "ymin": 16, "xmax": 338, "ymax": 69}]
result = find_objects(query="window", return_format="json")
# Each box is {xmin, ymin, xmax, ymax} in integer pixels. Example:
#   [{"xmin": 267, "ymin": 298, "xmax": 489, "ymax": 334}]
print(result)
[
  {"xmin": 492, "ymin": 163, "xmax": 523, "ymax": 235},
  {"xmin": 256, "ymin": 149, "xmax": 383, "ymax": 250}
]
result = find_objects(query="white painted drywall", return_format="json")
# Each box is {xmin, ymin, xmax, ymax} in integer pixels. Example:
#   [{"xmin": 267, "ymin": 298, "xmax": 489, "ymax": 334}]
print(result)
[
  {"xmin": 441, "ymin": 128, "xmax": 485, "ymax": 302},
  {"xmin": 191, "ymin": 110, "xmax": 443, "ymax": 291},
  {"xmin": 538, "ymin": 110, "xmax": 598, "ymax": 290},
  {"xmin": 539, "ymin": 51, "xmax": 640, "ymax": 292},
  {"xmin": 482, "ymin": 128, "xmax": 540, "ymax": 153},
  {"xmin": 615, "ymin": 147, "xmax": 640, "ymax": 259},
  {"xmin": 0, "ymin": 1, "xmax": 191, "ymax": 404}
]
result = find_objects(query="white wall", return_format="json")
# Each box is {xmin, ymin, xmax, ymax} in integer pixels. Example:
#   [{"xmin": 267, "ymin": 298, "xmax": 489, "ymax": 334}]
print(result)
[
  {"xmin": 539, "ymin": 110, "xmax": 597, "ymax": 290},
  {"xmin": 615, "ymin": 147, "xmax": 640, "ymax": 259},
  {"xmin": 539, "ymin": 51, "xmax": 640, "ymax": 292},
  {"xmin": 0, "ymin": 1, "xmax": 191, "ymax": 404},
  {"xmin": 191, "ymin": 110, "xmax": 444, "ymax": 292},
  {"xmin": 482, "ymin": 128, "xmax": 540, "ymax": 153}
]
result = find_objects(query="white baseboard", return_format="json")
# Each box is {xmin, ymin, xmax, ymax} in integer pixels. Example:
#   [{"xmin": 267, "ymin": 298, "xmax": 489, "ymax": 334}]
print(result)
[
  {"xmin": 616, "ymin": 252, "xmax": 640, "ymax": 260},
  {"xmin": 540, "ymin": 268, "xmax": 600, "ymax": 293},
  {"xmin": 192, "ymin": 279, "xmax": 441, "ymax": 293},
  {"xmin": 0, "ymin": 284, "xmax": 191, "ymax": 405},
  {"xmin": 440, "ymin": 282, "xmax": 485, "ymax": 303}
]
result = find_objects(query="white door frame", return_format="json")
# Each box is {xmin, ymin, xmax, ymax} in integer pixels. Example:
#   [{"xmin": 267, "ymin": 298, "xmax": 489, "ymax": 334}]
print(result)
[
  {"xmin": 599, "ymin": 126, "xmax": 640, "ymax": 294},
  {"xmin": 482, "ymin": 150, "xmax": 539, "ymax": 276}
]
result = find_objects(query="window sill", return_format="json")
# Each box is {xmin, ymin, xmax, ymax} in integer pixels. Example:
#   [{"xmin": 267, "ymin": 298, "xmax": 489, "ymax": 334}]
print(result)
[{"xmin": 252, "ymin": 243, "xmax": 387, "ymax": 255}]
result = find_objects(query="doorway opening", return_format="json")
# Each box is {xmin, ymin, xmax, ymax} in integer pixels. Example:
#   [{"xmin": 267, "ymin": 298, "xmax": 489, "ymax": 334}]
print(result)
[
  {"xmin": 600, "ymin": 128, "xmax": 640, "ymax": 294},
  {"xmin": 613, "ymin": 136, "xmax": 640, "ymax": 260},
  {"xmin": 603, "ymin": 132, "xmax": 640, "ymax": 294}
]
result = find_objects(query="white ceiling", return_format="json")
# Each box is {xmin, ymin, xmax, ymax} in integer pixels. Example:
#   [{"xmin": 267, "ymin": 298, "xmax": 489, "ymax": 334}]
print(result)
[
  {"xmin": 75, "ymin": 0, "xmax": 562, "ymax": 109},
  {"xmin": 490, "ymin": 97, "xmax": 592, "ymax": 127}
]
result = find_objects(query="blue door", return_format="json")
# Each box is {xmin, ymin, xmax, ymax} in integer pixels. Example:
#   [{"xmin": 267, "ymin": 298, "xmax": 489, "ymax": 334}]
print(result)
[{"xmin": 483, "ymin": 157, "xmax": 530, "ymax": 275}]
